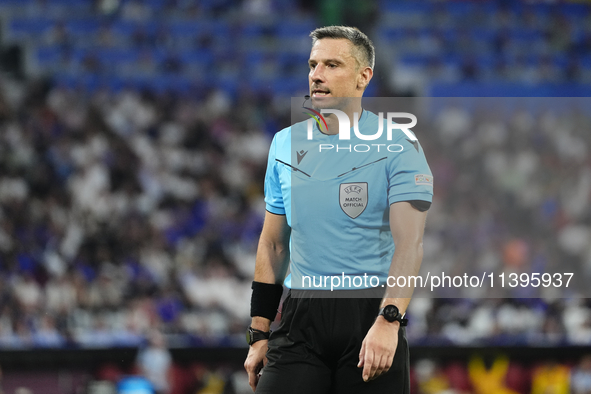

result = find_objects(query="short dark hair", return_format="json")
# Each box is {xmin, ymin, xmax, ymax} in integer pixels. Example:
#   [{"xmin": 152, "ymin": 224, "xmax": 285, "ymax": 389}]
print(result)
[{"xmin": 310, "ymin": 26, "xmax": 375, "ymax": 69}]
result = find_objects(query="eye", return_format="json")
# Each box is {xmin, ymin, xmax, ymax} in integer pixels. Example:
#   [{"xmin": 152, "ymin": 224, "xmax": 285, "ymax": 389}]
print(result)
[
  {"xmin": 309, "ymin": 63, "xmax": 316, "ymax": 70},
  {"xmin": 328, "ymin": 63, "xmax": 337, "ymax": 68}
]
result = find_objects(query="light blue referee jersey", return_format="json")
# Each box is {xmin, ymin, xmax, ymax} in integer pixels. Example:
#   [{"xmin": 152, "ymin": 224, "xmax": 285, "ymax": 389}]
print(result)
[{"xmin": 264, "ymin": 109, "xmax": 433, "ymax": 290}]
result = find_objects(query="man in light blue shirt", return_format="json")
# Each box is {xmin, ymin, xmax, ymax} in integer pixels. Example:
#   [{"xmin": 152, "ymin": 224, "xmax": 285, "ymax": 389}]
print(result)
[
  {"xmin": 265, "ymin": 107, "xmax": 432, "ymax": 291},
  {"xmin": 245, "ymin": 26, "xmax": 432, "ymax": 394}
]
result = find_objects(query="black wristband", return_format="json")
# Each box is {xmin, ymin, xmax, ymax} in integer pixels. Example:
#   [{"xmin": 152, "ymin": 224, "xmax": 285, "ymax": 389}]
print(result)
[{"xmin": 250, "ymin": 281, "xmax": 284, "ymax": 321}]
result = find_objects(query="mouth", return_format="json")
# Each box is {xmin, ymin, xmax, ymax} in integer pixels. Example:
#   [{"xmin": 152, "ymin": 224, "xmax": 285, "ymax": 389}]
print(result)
[{"xmin": 311, "ymin": 89, "xmax": 330, "ymax": 97}]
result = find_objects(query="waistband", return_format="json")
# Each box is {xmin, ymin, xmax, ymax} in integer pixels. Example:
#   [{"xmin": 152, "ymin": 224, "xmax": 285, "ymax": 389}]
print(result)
[{"xmin": 289, "ymin": 287, "xmax": 385, "ymax": 299}]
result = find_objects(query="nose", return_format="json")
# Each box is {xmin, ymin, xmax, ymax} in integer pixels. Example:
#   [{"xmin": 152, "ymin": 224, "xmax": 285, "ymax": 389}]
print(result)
[{"xmin": 310, "ymin": 64, "xmax": 325, "ymax": 84}]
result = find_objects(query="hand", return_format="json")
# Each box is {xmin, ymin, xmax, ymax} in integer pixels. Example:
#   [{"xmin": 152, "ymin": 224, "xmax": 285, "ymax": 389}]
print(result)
[
  {"xmin": 244, "ymin": 340, "xmax": 269, "ymax": 392},
  {"xmin": 357, "ymin": 317, "xmax": 399, "ymax": 382}
]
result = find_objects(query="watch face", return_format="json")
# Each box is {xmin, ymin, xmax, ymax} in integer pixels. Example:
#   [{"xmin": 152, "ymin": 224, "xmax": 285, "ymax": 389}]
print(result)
[
  {"xmin": 246, "ymin": 327, "xmax": 270, "ymax": 345},
  {"xmin": 383, "ymin": 305, "xmax": 400, "ymax": 322}
]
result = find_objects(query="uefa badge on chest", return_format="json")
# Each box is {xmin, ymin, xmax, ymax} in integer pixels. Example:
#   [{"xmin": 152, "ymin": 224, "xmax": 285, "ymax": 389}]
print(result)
[{"xmin": 339, "ymin": 182, "xmax": 368, "ymax": 219}]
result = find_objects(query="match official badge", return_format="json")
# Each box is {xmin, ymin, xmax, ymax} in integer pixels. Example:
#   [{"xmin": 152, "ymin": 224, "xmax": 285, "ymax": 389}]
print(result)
[{"xmin": 339, "ymin": 182, "xmax": 368, "ymax": 219}]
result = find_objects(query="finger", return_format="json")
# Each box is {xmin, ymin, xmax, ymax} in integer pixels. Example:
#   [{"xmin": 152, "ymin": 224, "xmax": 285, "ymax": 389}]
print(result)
[
  {"xmin": 369, "ymin": 354, "xmax": 383, "ymax": 381},
  {"xmin": 245, "ymin": 361, "xmax": 260, "ymax": 392},
  {"xmin": 368, "ymin": 351, "xmax": 381, "ymax": 381},
  {"xmin": 362, "ymin": 349, "xmax": 374, "ymax": 382},
  {"xmin": 248, "ymin": 369, "xmax": 257, "ymax": 392},
  {"xmin": 358, "ymin": 341, "xmax": 366, "ymax": 368},
  {"xmin": 254, "ymin": 370, "xmax": 261, "ymax": 390},
  {"xmin": 374, "ymin": 354, "xmax": 389, "ymax": 379},
  {"xmin": 383, "ymin": 353, "xmax": 393, "ymax": 374},
  {"xmin": 381, "ymin": 362, "xmax": 391, "ymax": 376}
]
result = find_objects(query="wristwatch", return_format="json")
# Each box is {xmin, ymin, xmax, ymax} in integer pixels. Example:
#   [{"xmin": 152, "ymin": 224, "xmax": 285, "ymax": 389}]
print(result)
[
  {"xmin": 378, "ymin": 305, "xmax": 408, "ymax": 326},
  {"xmin": 246, "ymin": 326, "xmax": 271, "ymax": 345}
]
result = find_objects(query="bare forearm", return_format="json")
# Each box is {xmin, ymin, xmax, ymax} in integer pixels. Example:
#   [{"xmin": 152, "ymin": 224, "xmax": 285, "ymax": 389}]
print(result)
[
  {"xmin": 380, "ymin": 239, "xmax": 423, "ymax": 314},
  {"xmin": 253, "ymin": 238, "xmax": 290, "ymax": 285},
  {"xmin": 250, "ymin": 316, "xmax": 273, "ymax": 331},
  {"xmin": 250, "ymin": 216, "xmax": 290, "ymax": 331}
]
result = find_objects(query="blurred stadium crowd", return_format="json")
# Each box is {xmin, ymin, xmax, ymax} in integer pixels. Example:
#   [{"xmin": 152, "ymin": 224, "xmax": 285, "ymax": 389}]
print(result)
[
  {"xmin": 0, "ymin": 0, "xmax": 589, "ymax": 354},
  {"xmin": 0, "ymin": 80, "xmax": 265, "ymax": 348},
  {"xmin": 1, "ymin": 84, "xmax": 591, "ymax": 350},
  {"xmin": 408, "ymin": 97, "xmax": 591, "ymax": 347},
  {"xmin": 0, "ymin": 0, "xmax": 591, "ymax": 393}
]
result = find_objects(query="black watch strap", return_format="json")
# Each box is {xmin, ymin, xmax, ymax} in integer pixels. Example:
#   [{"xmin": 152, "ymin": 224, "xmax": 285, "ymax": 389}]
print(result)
[{"xmin": 246, "ymin": 327, "xmax": 271, "ymax": 345}]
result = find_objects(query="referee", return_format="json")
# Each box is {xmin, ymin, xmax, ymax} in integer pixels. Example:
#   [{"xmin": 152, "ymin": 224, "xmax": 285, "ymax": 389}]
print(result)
[{"xmin": 244, "ymin": 26, "xmax": 433, "ymax": 393}]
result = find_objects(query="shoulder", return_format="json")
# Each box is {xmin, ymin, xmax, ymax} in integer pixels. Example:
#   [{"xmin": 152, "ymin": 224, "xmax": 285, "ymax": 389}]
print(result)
[
  {"xmin": 266, "ymin": 124, "xmax": 293, "ymax": 161},
  {"xmin": 268, "ymin": 118, "xmax": 308, "ymax": 154},
  {"xmin": 272, "ymin": 124, "xmax": 292, "ymax": 147}
]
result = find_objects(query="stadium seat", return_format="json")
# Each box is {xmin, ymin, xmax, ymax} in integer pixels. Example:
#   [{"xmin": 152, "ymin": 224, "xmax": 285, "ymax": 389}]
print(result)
[
  {"xmin": 9, "ymin": 18, "xmax": 54, "ymax": 38},
  {"xmin": 65, "ymin": 19, "xmax": 100, "ymax": 35},
  {"xmin": 37, "ymin": 46, "xmax": 64, "ymax": 65}
]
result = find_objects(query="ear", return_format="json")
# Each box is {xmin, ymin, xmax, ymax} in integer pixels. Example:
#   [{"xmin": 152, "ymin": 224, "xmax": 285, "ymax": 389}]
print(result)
[{"xmin": 356, "ymin": 66, "xmax": 373, "ymax": 91}]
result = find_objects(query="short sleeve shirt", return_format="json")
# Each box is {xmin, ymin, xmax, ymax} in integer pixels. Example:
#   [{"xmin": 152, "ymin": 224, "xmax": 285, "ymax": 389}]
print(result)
[{"xmin": 264, "ymin": 110, "xmax": 433, "ymax": 289}]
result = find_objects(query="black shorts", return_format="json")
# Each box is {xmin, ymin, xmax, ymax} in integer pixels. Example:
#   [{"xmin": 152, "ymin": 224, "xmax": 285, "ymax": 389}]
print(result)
[{"xmin": 256, "ymin": 290, "xmax": 410, "ymax": 394}]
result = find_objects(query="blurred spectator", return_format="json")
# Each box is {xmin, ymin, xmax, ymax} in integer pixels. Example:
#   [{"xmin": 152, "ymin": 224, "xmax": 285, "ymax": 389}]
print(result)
[
  {"xmin": 136, "ymin": 330, "xmax": 172, "ymax": 394},
  {"xmin": 571, "ymin": 356, "xmax": 591, "ymax": 394},
  {"xmin": 117, "ymin": 376, "xmax": 153, "ymax": 394},
  {"xmin": 32, "ymin": 315, "xmax": 64, "ymax": 347},
  {"xmin": 468, "ymin": 355, "xmax": 519, "ymax": 394},
  {"xmin": 531, "ymin": 360, "xmax": 570, "ymax": 394},
  {"xmin": 414, "ymin": 359, "xmax": 453, "ymax": 394},
  {"xmin": 189, "ymin": 364, "xmax": 227, "ymax": 394}
]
